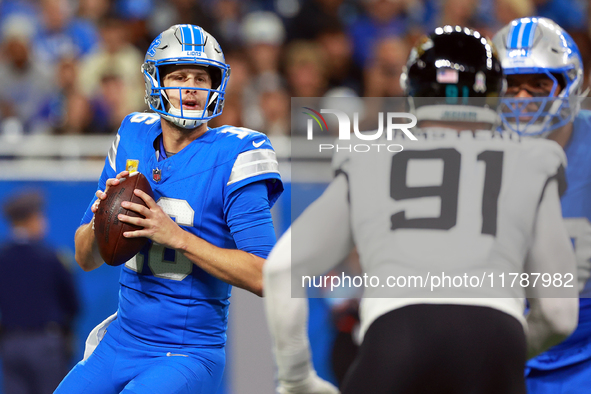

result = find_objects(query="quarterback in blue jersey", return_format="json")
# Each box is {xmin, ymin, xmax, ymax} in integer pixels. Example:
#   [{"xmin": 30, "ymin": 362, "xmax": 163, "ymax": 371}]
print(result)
[
  {"xmin": 494, "ymin": 17, "xmax": 591, "ymax": 393},
  {"xmin": 55, "ymin": 24, "xmax": 283, "ymax": 394}
]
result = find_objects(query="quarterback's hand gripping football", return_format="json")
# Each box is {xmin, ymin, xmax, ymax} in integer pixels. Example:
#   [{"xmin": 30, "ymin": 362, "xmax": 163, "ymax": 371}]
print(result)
[
  {"xmin": 91, "ymin": 171, "xmax": 130, "ymax": 229},
  {"xmin": 118, "ymin": 189, "xmax": 183, "ymax": 249},
  {"xmin": 91, "ymin": 171, "xmax": 130, "ymax": 214},
  {"xmin": 278, "ymin": 372, "xmax": 339, "ymax": 394}
]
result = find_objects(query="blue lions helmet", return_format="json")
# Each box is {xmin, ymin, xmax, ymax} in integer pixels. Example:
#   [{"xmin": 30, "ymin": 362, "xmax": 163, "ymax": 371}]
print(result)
[
  {"xmin": 492, "ymin": 17, "xmax": 584, "ymax": 136},
  {"xmin": 141, "ymin": 25, "xmax": 231, "ymax": 128}
]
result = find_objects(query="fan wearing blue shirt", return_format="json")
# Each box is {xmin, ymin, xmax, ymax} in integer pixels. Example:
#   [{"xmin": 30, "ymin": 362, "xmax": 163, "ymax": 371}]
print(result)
[{"xmin": 55, "ymin": 24, "xmax": 283, "ymax": 394}]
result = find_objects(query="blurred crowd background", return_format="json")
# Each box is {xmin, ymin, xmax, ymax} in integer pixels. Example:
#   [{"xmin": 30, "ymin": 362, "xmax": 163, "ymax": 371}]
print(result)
[
  {"xmin": 0, "ymin": 0, "xmax": 590, "ymax": 140},
  {"xmin": 0, "ymin": 1, "xmax": 589, "ymax": 392}
]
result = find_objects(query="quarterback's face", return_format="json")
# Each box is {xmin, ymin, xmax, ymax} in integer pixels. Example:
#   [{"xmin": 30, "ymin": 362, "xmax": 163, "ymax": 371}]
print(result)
[
  {"xmin": 505, "ymin": 74, "xmax": 560, "ymax": 99},
  {"xmin": 162, "ymin": 65, "xmax": 212, "ymax": 112},
  {"xmin": 504, "ymin": 73, "xmax": 562, "ymax": 121}
]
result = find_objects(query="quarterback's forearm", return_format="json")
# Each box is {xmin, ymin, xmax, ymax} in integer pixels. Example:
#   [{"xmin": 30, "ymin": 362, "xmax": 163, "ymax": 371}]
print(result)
[
  {"xmin": 176, "ymin": 229, "xmax": 264, "ymax": 296},
  {"xmin": 74, "ymin": 222, "xmax": 104, "ymax": 271}
]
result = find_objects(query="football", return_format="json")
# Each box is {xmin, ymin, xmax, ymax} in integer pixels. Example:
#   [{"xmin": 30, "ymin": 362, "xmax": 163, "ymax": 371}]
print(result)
[{"xmin": 94, "ymin": 172, "xmax": 154, "ymax": 266}]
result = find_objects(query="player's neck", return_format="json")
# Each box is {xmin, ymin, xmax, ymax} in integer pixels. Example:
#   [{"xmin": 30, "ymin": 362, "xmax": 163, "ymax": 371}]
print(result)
[
  {"xmin": 547, "ymin": 123, "xmax": 574, "ymax": 148},
  {"xmin": 160, "ymin": 120, "xmax": 209, "ymax": 154}
]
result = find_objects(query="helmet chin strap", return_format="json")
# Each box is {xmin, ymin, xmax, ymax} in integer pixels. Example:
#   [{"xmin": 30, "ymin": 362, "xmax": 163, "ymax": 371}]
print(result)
[
  {"xmin": 168, "ymin": 104, "xmax": 206, "ymax": 123},
  {"xmin": 160, "ymin": 88, "xmax": 219, "ymax": 129}
]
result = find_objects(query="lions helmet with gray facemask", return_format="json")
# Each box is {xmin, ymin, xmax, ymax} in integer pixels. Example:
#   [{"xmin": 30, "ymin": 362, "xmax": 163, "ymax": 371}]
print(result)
[
  {"xmin": 492, "ymin": 17, "xmax": 585, "ymax": 137},
  {"xmin": 142, "ymin": 24, "xmax": 231, "ymax": 129}
]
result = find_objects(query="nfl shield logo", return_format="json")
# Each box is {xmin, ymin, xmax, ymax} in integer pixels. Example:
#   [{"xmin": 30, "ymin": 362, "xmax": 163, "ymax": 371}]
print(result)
[
  {"xmin": 152, "ymin": 168, "xmax": 161, "ymax": 182},
  {"xmin": 473, "ymin": 71, "xmax": 487, "ymax": 93}
]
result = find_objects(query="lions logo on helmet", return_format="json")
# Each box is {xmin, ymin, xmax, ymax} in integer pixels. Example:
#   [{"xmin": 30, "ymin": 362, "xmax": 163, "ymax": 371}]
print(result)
[
  {"xmin": 141, "ymin": 24, "xmax": 231, "ymax": 129},
  {"xmin": 492, "ymin": 17, "xmax": 585, "ymax": 136}
]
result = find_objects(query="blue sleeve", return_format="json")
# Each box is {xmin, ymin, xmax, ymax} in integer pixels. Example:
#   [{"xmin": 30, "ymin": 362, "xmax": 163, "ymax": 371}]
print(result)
[{"xmin": 225, "ymin": 181, "xmax": 277, "ymax": 259}]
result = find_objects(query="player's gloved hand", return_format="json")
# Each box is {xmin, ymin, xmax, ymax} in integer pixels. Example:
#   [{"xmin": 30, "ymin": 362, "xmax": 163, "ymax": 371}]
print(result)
[{"xmin": 277, "ymin": 371, "xmax": 339, "ymax": 394}]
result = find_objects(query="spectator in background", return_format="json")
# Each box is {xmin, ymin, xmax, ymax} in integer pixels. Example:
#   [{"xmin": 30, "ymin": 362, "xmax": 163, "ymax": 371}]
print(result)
[
  {"xmin": 439, "ymin": 0, "xmax": 480, "ymax": 27},
  {"xmin": 0, "ymin": 190, "xmax": 80, "ymax": 394},
  {"xmin": 38, "ymin": 57, "xmax": 91, "ymax": 134},
  {"xmin": 76, "ymin": 0, "xmax": 111, "ymax": 24},
  {"xmin": 0, "ymin": 14, "xmax": 55, "ymax": 136},
  {"xmin": 495, "ymin": 0, "xmax": 534, "ymax": 27},
  {"xmin": 285, "ymin": 41, "xmax": 329, "ymax": 98},
  {"xmin": 287, "ymin": 0, "xmax": 347, "ymax": 42},
  {"xmin": 317, "ymin": 22, "xmax": 363, "ymax": 95},
  {"xmin": 242, "ymin": 11, "xmax": 285, "ymax": 81},
  {"xmin": 406, "ymin": 0, "xmax": 439, "ymax": 34},
  {"xmin": 148, "ymin": 0, "xmax": 213, "ymax": 40},
  {"xmin": 534, "ymin": 0, "xmax": 587, "ymax": 31},
  {"xmin": 241, "ymin": 11, "xmax": 287, "ymax": 133},
  {"xmin": 437, "ymin": 0, "xmax": 509, "ymax": 35},
  {"xmin": 35, "ymin": 0, "xmax": 99, "ymax": 65},
  {"xmin": 348, "ymin": 0, "xmax": 409, "ymax": 67},
  {"xmin": 209, "ymin": 50, "xmax": 250, "ymax": 129},
  {"xmin": 210, "ymin": 0, "xmax": 243, "ymax": 52},
  {"xmin": 78, "ymin": 14, "xmax": 145, "ymax": 119},
  {"xmin": 285, "ymin": 41, "xmax": 331, "ymax": 138},
  {"xmin": 87, "ymin": 73, "xmax": 131, "ymax": 134},
  {"xmin": 258, "ymin": 80, "xmax": 291, "ymax": 136},
  {"xmin": 225, "ymin": 50, "xmax": 251, "ymax": 105},
  {"xmin": 363, "ymin": 36, "xmax": 409, "ymax": 97},
  {"xmin": 359, "ymin": 36, "xmax": 409, "ymax": 133},
  {"xmin": 115, "ymin": 0, "xmax": 155, "ymax": 53},
  {"xmin": 0, "ymin": 0, "xmax": 37, "ymax": 27},
  {"xmin": 567, "ymin": 30, "xmax": 591, "ymax": 93}
]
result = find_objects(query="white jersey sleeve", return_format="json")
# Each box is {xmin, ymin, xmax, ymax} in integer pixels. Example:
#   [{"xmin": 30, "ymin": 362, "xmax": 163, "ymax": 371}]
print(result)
[
  {"xmin": 263, "ymin": 174, "xmax": 353, "ymax": 382},
  {"xmin": 524, "ymin": 177, "xmax": 578, "ymax": 358}
]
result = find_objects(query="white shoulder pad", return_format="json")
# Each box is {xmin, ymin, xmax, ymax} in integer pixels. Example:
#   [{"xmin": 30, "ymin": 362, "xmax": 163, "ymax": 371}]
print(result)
[
  {"xmin": 107, "ymin": 134, "xmax": 121, "ymax": 171},
  {"xmin": 227, "ymin": 149, "xmax": 279, "ymax": 185}
]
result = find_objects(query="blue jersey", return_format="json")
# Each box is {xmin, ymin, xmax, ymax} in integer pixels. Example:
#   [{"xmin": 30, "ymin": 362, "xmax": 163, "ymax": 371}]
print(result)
[
  {"xmin": 528, "ymin": 110, "xmax": 591, "ymax": 370},
  {"xmin": 82, "ymin": 112, "xmax": 282, "ymax": 348}
]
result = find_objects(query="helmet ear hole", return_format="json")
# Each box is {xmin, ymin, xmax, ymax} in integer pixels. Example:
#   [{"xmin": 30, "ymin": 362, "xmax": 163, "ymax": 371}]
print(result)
[
  {"xmin": 159, "ymin": 65, "xmax": 175, "ymax": 86},
  {"xmin": 209, "ymin": 68, "xmax": 222, "ymax": 90},
  {"xmin": 550, "ymin": 72, "xmax": 566, "ymax": 92}
]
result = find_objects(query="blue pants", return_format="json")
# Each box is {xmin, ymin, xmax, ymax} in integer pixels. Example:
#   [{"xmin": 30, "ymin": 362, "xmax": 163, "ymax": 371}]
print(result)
[
  {"xmin": 55, "ymin": 321, "xmax": 225, "ymax": 394},
  {"xmin": 526, "ymin": 357, "xmax": 591, "ymax": 394}
]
